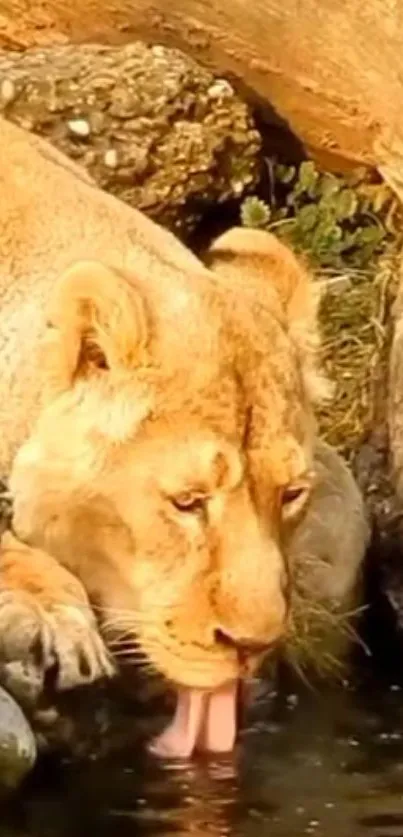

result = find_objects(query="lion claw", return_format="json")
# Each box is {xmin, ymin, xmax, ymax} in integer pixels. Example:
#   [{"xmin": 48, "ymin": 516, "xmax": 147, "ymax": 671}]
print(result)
[{"xmin": 0, "ymin": 590, "xmax": 115, "ymax": 706}]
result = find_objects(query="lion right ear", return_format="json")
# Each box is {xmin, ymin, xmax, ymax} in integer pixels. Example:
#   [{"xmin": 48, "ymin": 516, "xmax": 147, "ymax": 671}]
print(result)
[
  {"xmin": 41, "ymin": 260, "xmax": 150, "ymax": 397},
  {"xmin": 207, "ymin": 228, "xmax": 332, "ymax": 405}
]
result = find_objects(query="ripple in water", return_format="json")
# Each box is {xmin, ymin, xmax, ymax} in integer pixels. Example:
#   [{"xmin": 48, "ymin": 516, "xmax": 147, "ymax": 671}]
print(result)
[{"xmin": 3, "ymin": 681, "xmax": 403, "ymax": 837}]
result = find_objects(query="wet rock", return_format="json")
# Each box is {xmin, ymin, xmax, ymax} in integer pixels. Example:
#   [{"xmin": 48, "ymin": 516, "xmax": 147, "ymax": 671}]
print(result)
[
  {"xmin": 0, "ymin": 685, "xmax": 36, "ymax": 793},
  {"xmin": 0, "ymin": 42, "xmax": 261, "ymax": 233}
]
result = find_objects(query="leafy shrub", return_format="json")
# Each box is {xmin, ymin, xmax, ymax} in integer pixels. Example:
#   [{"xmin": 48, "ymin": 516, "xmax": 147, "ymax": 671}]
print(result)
[{"xmin": 241, "ymin": 161, "xmax": 398, "ymax": 269}]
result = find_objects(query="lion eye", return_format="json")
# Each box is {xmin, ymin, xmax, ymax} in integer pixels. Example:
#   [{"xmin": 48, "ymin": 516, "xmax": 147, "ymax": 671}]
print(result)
[
  {"xmin": 282, "ymin": 485, "xmax": 306, "ymax": 505},
  {"xmin": 280, "ymin": 483, "xmax": 310, "ymax": 521},
  {"xmin": 172, "ymin": 495, "xmax": 206, "ymax": 514}
]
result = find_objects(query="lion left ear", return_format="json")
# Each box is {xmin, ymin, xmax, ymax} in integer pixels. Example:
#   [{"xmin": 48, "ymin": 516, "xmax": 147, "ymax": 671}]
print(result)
[{"xmin": 41, "ymin": 260, "xmax": 150, "ymax": 398}]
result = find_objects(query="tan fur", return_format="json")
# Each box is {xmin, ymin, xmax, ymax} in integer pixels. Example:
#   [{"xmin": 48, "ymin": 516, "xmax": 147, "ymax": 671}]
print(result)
[
  {"xmin": 206, "ymin": 227, "xmax": 331, "ymax": 405},
  {"xmin": 207, "ymin": 229, "xmax": 369, "ymax": 673},
  {"xmin": 0, "ymin": 117, "xmax": 367, "ymax": 703}
]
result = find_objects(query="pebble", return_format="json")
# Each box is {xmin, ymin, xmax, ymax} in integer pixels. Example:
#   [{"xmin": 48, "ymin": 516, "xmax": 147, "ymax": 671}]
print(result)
[
  {"xmin": 104, "ymin": 148, "xmax": 118, "ymax": 169},
  {"xmin": 208, "ymin": 79, "xmax": 233, "ymax": 99},
  {"xmin": 67, "ymin": 118, "xmax": 91, "ymax": 138},
  {"xmin": 0, "ymin": 685, "xmax": 36, "ymax": 793},
  {"xmin": 0, "ymin": 79, "xmax": 16, "ymax": 105}
]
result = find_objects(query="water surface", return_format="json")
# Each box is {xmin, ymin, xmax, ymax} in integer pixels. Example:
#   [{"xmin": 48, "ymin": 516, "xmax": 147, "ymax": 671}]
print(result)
[{"xmin": 3, "ymin": 677, "xmax": 403, "ymax": 837}]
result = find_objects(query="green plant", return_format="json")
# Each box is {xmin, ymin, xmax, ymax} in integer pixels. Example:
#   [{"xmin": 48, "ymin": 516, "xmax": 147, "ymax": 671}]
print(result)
[
  {"xmin": 241, "ymin": 160, "xmax": 398, "ymax": 269},
  {"xmin": 240, "ymin": 196, "xmax": 271, "ymax": 228}
]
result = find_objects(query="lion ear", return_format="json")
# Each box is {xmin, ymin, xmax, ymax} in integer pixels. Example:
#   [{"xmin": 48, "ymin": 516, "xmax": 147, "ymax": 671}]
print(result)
[{"xmin": 42, "ymin": 260, "xmax": 149, "ymax": 396}]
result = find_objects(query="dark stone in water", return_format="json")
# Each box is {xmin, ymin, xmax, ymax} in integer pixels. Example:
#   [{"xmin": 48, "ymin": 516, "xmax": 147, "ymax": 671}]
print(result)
[{"xmin": 0, "ymin": 685, "xmax": 36, "ymax": 793}]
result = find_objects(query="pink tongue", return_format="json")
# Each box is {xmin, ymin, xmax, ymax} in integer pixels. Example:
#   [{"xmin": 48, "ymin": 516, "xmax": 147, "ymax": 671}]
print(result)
[{"xmin": 149, "ymin": 681, "xmax": 238, "ymax": 759}]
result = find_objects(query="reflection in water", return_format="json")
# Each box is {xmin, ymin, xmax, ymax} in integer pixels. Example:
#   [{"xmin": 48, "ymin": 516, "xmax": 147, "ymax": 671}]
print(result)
[
  {"xmin": 113, "ymin": 758, "xmax": 240, "ymax": 837},
  {"xmin": 3, "ymin": 678, "xmax": 403, "ymax": 837}
]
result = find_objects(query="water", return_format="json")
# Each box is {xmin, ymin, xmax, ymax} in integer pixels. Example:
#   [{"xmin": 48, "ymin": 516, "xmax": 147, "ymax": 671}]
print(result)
[{"xmin": 3, "ymin": 677, "xmax": 403, "ymax": 837}]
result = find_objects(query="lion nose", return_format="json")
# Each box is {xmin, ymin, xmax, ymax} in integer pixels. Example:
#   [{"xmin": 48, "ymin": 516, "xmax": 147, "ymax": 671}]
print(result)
[{"xmin": 214, "ymin": 628, "xmax": 273, "ymax": 656}]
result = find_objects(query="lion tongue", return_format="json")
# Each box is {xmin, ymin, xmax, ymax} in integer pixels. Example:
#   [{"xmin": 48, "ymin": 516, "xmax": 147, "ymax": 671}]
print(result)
[
  {"xmin": 149, "ymin": 681, "xmax": 238, "ymax": 759},
  {"xmin": 196, "ymin": 681, "xmax": 238, "ymax": 753},
  {"xmin": 149, "ymin": 688, "xmax": 205, "ymax": 759}
]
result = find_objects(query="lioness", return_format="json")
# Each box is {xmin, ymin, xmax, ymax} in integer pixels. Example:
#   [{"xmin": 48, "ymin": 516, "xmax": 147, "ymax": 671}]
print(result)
[{"xmin": 0, "ymin": 117, "xmax": 368, "ymax": 759}]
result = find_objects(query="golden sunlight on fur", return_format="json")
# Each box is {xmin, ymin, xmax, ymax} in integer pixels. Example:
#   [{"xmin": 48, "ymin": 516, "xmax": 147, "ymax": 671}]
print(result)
[
  {"xmin": 0, "ymin": 117, "xmax": 369, "ymax": 756},
  {"xmin": 206, "ymin": 228, "xmax": 369, "ymax": 670},
  {"xmin": 207, "ymin": 226, "xmax": 332, "ymax": 406}
]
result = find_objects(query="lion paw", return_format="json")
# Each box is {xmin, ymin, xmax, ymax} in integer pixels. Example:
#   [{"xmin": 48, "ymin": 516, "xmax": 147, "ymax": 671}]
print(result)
[
  {"xmin": 0, "ymin": 532, "xmax": 115, "ymax": 706},
  {"xmin": 0, "ymin": 590, "xmax": 115, "ymax": 706}
]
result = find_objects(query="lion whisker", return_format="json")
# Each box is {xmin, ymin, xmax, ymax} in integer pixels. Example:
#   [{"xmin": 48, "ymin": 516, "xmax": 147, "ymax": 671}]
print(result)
[
  {"xmin": 113, "ymin": 648, "xmax": 148, "ymax": 660},
  {"xmin": 113, "ymin": 649, "xmax": 149, "ymax": 660},
  {"xmin": 109, "ymin": 638, "xmax": 143, "ymax": 649},
  {"xmin": 94, "ymin": 602, "xmax": 174, "ymax": 617},
  {"xmin": 92, "ymin": 604, "xmax": 143, "ymax": 616},
  {"xmin": 95, "ymin": 611, "xmax": 155, "ymax": 634},
  {"xmin": 101, "ymin": 617, "xmax": 147, "ymax": 635},
  {"xmin": 109, "ymin": 640, "xmax": 144, "ymax": 651}
]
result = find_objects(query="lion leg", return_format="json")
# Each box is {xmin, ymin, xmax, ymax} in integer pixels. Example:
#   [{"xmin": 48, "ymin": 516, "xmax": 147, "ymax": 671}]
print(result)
[
  {"xmin": 0, "ymin": 530, "xmax": 114, "ymax": 707},
  {"xmin": 284, "ymin": 440, "xmax": 370, "ymax": 672}
]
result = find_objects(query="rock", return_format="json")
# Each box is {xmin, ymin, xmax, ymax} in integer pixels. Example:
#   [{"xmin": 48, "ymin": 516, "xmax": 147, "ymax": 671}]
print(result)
[
  {"xmin": 0, "ymin": 685, "xmax": 36, "ymax": 793},
  {"xmin": 0, "ymin": 43, "xmax": 261, "ymax": 233}
]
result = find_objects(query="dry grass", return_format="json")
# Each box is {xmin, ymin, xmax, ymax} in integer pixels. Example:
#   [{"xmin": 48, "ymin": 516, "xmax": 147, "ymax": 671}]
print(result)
[
  {"xmin": 278, "ymin": 248, "xmax": 401, "ymax": 679},
  {"xmin": 316, "ymin": 250, "xmax": 400, "ymax": 461},
  {"xmin": 284, "ymin": 586, "xmax": 366, "ymax": 681}
]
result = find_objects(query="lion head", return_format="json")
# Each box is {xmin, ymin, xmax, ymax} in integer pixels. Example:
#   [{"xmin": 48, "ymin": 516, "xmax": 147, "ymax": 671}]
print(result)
[{"xmin": 9, "ymin": 230, "xmax": 324, "ymax": 753}]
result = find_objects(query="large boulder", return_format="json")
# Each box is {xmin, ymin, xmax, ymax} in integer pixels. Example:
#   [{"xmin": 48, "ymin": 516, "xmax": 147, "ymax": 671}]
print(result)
[{"xmin": 0, "ymin": 42, "xmax": 261, "ymax": 233}]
